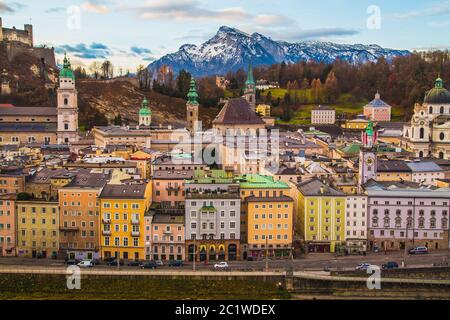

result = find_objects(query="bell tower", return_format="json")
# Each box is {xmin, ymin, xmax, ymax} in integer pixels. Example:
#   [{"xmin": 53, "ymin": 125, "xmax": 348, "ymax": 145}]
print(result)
[
  {"xmin": 244, "ymin": 63, "xmax": 256, "ymax": 112},
  {"xmin": 57, "ymin": 53, "xmax": 79, "ymax": 145},
  {"xmin": 186, "ymin": 77, "xmax": 199, "ymax": 135},
  {"xmin": 358, "ymin": 121, "xmax": 377, "ymax": 188},
  {"xmin": 139, "ymin": 97, "xmax": 152, "ymax": 127}
]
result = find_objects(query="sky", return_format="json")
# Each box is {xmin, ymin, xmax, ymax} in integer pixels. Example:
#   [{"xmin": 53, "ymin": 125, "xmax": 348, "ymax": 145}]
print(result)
[{"xmin": 1, "ymin": 0, "xmax": 450, "ymax": 72}]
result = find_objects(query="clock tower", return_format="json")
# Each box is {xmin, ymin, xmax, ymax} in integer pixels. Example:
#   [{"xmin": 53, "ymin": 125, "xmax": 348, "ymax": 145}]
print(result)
[{"xmin": 358, "ymin": 120, "xmax": 377, "ymax": 189}]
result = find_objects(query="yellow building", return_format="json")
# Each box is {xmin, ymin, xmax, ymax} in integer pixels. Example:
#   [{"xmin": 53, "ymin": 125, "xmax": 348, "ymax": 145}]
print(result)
[
  {"xmin": 342, "ymin": 118, "xmax": 371, "ymax": 130},
  {"xmin": 256, "ymin": 104, "xmax": 271, "ymax": 117},
  {"xmin": 239, "ymin": 174, "xmax": 294, "ymax": 259},
  {"xmin": 98, "ymin": 181, "xmax": 152, "ymax": 261},
  {"xmin": 376, "ymin": 160, "xmax": 412, "ymax": 182},
  {"xmin": 297, "ymin": 179, "xmax": 346, "ymax": 253},
  {"xmin": 16, "ymin": 200, "xmax": 59, "ymax": 258}
]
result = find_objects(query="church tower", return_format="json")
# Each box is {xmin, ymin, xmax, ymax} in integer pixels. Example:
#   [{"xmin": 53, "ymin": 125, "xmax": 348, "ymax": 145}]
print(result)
[
  {"xmin": 358, "ymin": 121, "xmax": 378, "ymax": 188},
  {"xmin": 186, "ymin": 77, "xmax": 199, "ymax": 135},
  {"xmin": 57, "ymin": 53, "xmax": 79, "ymax": 145},
  {"xmin": 244, "ymin": 63, "xmax": 256, "ymax": 112},
  {"xmin": 139, "ymin": 97, "xmax": 152, "ymax": 127}
]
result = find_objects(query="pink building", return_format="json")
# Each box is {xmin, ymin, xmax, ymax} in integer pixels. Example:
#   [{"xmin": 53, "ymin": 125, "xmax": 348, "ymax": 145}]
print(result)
[
  {"xmin": 363, "ymin": 92, "xmax": 392, "ymax": 122},
  {"xmin": 366, "ymin": 181, "xmax": 449, "ymax": 251},
  {"xmin": 0, "ymin": 194, "xmax": 16, "ymax": 256},
  {"xmin": 146, "ymin": 213, "xmax": 185, "ymax": 261}
]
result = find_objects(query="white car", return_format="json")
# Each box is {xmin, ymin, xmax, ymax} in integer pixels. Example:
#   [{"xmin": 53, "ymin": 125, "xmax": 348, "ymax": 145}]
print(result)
[
  {"xmin": 355, "ymin": 263, "xmax": 372, "ymax": 271},
  {"xmin": 214, "ymin": 262, "xmax": 229, "ymax": 270},
  {"xmin": 77, "ymin": 259, "xmax": 94, "ymax": 268}
]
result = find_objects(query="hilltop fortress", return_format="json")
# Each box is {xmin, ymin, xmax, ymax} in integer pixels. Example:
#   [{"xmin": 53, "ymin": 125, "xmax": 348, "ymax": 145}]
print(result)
[{"xmin": 0, "ymin": 17, "xmax": 56, "ymax": 69}]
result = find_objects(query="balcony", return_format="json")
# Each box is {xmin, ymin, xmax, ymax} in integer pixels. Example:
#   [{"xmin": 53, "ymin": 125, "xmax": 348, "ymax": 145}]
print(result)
[
  {"xmin": 60, "ymin": 226, "xmax": 79, "ymax": 232},
  {"xmin": 131, "ymin": 219, "xmax": 140, "ymax": 225},
  {"xmin": 102, "ymin": 219, "xmax": 111, "ymax": 224},
  {"xmin": 131, "ymin": 231, "xmax": 140, "ymax": 237},
  {"xmin": 166, "ymin": 185, "xmax": 181, "ymax": 192},
  {"xmin": 102, "ymin": 230, "xmax": 111, "ymax": 236}
]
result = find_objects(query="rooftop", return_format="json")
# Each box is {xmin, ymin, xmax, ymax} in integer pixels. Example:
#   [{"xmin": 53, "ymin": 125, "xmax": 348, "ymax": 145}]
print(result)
[
  {"xmin": 213, "ymin": 98, "xmax": 265, "ymax": 125},
  {"xmin": 297, "ymin": 178, "xmax": 345, "ymax": 196},
  {"xmin": 377, "ymin": 160, "xmax": 412, "ymax": 173},
  {"xmin": 0, "ymin": 106, "xmax": 57, "ymax": 116},
  {"xmin": 405, "ymin": 161, "xmax": 443, "ymax": 172},
  {"xmin": 238, "ymin": 174, "xmax": 290, "ymax": 189},
  {"xmin": 365, "ymin": 92, "xmax": 392, "ymax": 108},
  {"xmin": 153, "ymin": 170, "xmax": 193, "ymax": 180},
  {"xmin": 99, "ymin": 183, "xmax": 148, "ymax": 199}
]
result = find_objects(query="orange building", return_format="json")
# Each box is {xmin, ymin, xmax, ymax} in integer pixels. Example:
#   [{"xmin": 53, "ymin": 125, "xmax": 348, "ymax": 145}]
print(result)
[
  {"xmin": 0, "ymin": 194, "xmax": 16, "ymax": 256},
  {"xmin": 0, "ymin": 169, "xmax": 25, "ymax": 195},
  {"xmin": 58, "ymin": 171, "xmax": 110, "ymax": 260},
  {"xmin": 152, "ymin": 170, "xmax": 193, "ymax": 208}
]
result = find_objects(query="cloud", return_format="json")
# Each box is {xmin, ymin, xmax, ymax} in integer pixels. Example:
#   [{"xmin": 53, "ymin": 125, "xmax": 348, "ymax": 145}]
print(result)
[
  {"xmin": 128, "ymin": 0, "xmax": 249, "ymax": 21},
  {"xmin": 130, "ymin": 46, "xmax": 152, "ymax": 55},
  {"xmin": 0, "ymin": 1, "xmax": 25, "ymax": 13},
  {"xmin": 55, "ymin": 42, "xmax": 111, "ymax": 59},
  {"xmin": 254, "ymin": 14, "xmax": 295, "ymax": 28},
  {"xmin": 45, "ymin": 7, "xmax": 66, "ymax": 14},
  {"xmin": 288, "ymin": 28, "xmax": 360, "ymax": 40},
  {"xmin": 81, "ymin": 1, "xmax": 110, "ymax": 14},
  {"xmin": 395, "ymin": 0, "xmax": 450, "ymax": 19}
]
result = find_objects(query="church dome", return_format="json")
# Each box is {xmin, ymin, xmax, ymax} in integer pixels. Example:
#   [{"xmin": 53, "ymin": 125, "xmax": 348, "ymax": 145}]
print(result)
[
  {"xmin": 139, "ymin": 97, "xmax": 152, "ymax": 116},
  {"xmin": 424, "ymin": 77, "xmax": 450, "ymax": 104},
  {"xmin": 59, "ymin": 53, "xmax": 75, "ymax": 80}
]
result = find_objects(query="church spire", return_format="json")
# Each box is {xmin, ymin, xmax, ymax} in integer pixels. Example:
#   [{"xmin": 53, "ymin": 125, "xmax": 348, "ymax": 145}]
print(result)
[
  {"xmin": 245, "ymin": 62, "xmax": 255, "ymax": 86},
  {"xmin": 187, "ymin": 77, "xmax": 199, "ymax": 105}
]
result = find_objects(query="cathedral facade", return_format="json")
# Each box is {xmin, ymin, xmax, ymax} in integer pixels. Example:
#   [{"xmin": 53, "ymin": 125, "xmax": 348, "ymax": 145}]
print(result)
[{"xmin": 402, "ymin": 77, "xmax": 450, "ymax": 159}]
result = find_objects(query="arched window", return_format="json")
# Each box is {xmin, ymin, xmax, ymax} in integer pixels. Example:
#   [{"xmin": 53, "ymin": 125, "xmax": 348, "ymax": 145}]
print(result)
[
  {"xmin": 420, "ymin": 127, "xmax": 425, "ymax": 139},
  {"xmin": 440, "ymin": 132, "xmax": 445, "ymax": 141},
  {"xmin": 64, "ymin": 98, "xmax": 68, "ymax": 105},
  {"xmin": 440, "ymin": 106, "xmax": 445, "ymax": 114},
  {"xmin": 429, "ymin": 106, "xmax": 433, "ymax": 114},
  {"xmin": 419, "ymin": 151, "xmax": 424, "ymax": 158},
  {"xmin": 439, "ymin": 152, "xmax": 444, "ymax": 159}
]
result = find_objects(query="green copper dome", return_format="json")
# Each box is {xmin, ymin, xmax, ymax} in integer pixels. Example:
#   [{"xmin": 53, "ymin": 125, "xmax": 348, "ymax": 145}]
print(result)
[
  {"xmin": 59, "ymin": 53, "xmax": 75, "ymax": 80},
  {"xmin": 187, "ymin": 77, "xmax": 199, "ymax": 105},
  {"xmin": 424, "ymin": 77, "xmax": 450, "ymax": 104},
  {"xmin": 139, "ymin": 97, "xmax": 152, "ymax": 116}
]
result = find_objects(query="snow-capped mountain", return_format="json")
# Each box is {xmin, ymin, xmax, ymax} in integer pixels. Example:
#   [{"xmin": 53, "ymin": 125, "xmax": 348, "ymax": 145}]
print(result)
[{"xmin": 148, "ymin": 26, "xmax": 410, "ymax": 77}]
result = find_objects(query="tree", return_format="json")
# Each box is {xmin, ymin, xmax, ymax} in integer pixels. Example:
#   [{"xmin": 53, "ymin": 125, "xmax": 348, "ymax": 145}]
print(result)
[
  {"xmin": 265, "ymin": 91, "xmax": 272, "ymax": 105},
  {"xmin": 89, "ymin": 61, "xmax": 101, "ymax": 79},
  {"xmin": 101, "ymin": 60, "xmax": 114, "ymax": 79},
  {"xmin": 324, "ymin": 71, "xmax": 339, "ymax": 103},
  {"xmin": 177, "ymin": 69, "xmax": 192, "ymax": 97},
  {"xmin": 113, "ymin": 114, "xmax": 122, "ymax": 126}
]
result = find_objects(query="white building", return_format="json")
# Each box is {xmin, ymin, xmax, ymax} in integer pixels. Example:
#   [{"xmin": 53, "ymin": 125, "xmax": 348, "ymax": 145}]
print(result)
[
  {"xmin": 406, "ymin": 161, "xmax": 444, "ymax": 186},
  {"xmin": 345, "ymin": 195, "xmax": 368, "ymax": 252},
  {"xmin": 57, "ymin": 54, "xmax": 79, "ymax": 145},
  {"xmin": 402, "ymin": 77, "xmax": 450, "ymax": 159},
  {"xmin": 311, "ymin": 105, "xmax": 335, "ymax": 125}
]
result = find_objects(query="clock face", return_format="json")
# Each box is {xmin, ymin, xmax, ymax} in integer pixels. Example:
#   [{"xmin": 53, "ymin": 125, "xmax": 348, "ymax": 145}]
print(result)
[{"xmin": 366, "ymin": 158, "xmax": 374, "ymax": 165}]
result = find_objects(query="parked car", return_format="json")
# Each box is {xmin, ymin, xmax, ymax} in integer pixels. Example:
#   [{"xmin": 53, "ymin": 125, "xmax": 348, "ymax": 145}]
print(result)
[
  {"xmin": 355, "ymin": 263, "xmax": 372, "ymax": 271},
  {"xmin": 106, "ymin": 259, "xmax": 124, "ymax": 266},
  {"xmin": 91, "ymin": 259, "xmax": 101, "ymax": 266},
  {"xmin": 214, "ymin": 262, "xmax": 229, "ymax": 270},
  {"xmin": 65, "ymin": 259, "xmax": 78, "ymax": 265},
  {"xmin": 169, "ymin": 260, "xmax": 183, "ymax": 267},
  {"xmin": 127, "ymin": 260, "xmax": 141, "ymax": 267},
  {"xmin": 382, "ymin": 261, "xmax": 399, "ymax": 270},
  {"xmin": 77, "ymin": 259, "xmax": 94, "ymax": 268},
  {"xmin": 140, "ymin": 261, "xmax": 158, "ymax": 269},
  {"xmin": 409, "ymin": 246, "xmax": 428, "ymax": 255},
  {"xmin": 155, "ymin": 260, "xmax": 164, "ymax": 266}
]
